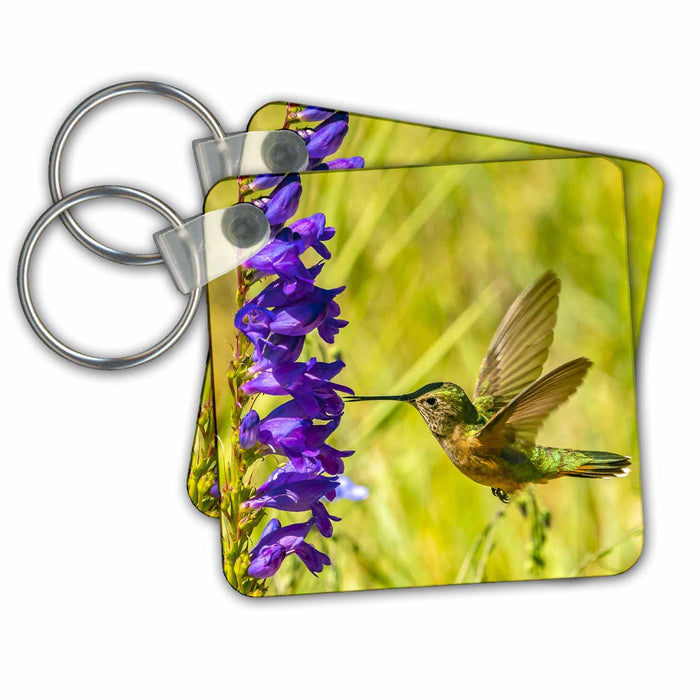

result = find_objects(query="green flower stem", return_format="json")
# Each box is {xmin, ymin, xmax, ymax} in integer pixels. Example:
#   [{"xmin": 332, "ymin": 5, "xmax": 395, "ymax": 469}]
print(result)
[
  {"xmin": 187, "ymin": 370, "xmax": 219, "ymax": 517},
  {"xmin": 219, "ymin": 185, "xmax": 268, "ymax": 596}
]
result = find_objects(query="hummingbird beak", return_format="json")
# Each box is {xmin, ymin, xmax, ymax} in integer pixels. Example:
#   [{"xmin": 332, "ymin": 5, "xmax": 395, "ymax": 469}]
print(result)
[{"xmin": 344, "ymin": 394, "xmax": 411, "ymax": 403}]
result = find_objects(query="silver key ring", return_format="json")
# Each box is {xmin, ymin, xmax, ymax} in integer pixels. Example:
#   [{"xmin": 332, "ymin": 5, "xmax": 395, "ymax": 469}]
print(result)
[
  {"xmin": 18, "ymin": 185, "xmax": 201, "ymax": 370},
  {"xmin": 48, "ymin": 81, "xmax": 226, "ymax": 266}
]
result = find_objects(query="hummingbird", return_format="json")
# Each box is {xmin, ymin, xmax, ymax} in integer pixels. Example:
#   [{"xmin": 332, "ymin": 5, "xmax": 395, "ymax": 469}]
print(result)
[{"xmin": 346, "ymin": 271, "xmax": 630, "ymax": 503}]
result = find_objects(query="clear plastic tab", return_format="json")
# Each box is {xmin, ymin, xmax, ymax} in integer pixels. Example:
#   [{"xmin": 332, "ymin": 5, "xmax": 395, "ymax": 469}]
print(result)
[
  {"xmin": 154, "ymin": 203, "xmax": 270, "ymax": 293},
  {"xmin": 193, "ymin": 130, "xmax": 308, "ymax": 194}
]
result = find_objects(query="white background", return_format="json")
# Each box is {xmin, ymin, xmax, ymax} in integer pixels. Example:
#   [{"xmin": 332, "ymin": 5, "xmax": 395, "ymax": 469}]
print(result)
[{"xmin": 1, "ymin": 2, "xmax": 697, "ymax": 697}]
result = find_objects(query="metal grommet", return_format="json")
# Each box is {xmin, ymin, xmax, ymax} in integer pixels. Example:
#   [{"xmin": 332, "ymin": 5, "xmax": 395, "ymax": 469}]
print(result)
[
  {"xmin": 18, "ymin": 185, "xmax": 201, "ymax": 370},
  {"xmin": 221, "ymin": 203, "xmax": 270, "ymax": 248},
  {"xmin": 261, "ymin": 130, "xmax": 309, "ymax": 173},
  {"xmin": 48, "ymin": 81, "xmax": 226, "ymax": 266}
]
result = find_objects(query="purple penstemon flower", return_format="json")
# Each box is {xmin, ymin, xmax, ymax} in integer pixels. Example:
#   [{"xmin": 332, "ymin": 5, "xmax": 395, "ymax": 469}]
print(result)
[
  {"xmin": 297, "ymin": 112, "xmax": 349, "ymax": 159},
  {"xmin": 243, "ymin": 213, "xmax": 336, "ymax": 282},
  {"xmin": 250, "ymin": 333, "xmax": 306, "ymax": 373},
  {"xmin": 251, "ymin": 405, "xmax": 355, "ymax": 476},
  {"xmin": 242, "ymin": 358, "xmax": 352, "ymax": 420},
  {"xmin": 234, "ymin": 304, "xmax": 275, "ymax": 350},
  {"xmin": 228, "ymin": 106, "xmax": 365, "ymax": 588},
  {"xmin": 327, "ymin": 474, "xmax": 369, "ymax": 502},
  {"xmin": 287, "ymin": 104, "xmax": 336, "ymax": 123},
  {"xmin": 312, "ymin": 156, "xmax": 366, "ymax": 171},
  {"xmin": 251, "ymin": 271, "xmax": 323, "ymax": 307},
  {"xmin": 241, "ymin": 358, "xmax": 351, "ymax": 399},
  {"xmin": 247, "ymin": 518, "xmax": 331, "ymax": 578},
  {"xmin": 268, "ymin": 286, "xmax": 347, "ymax": 339},
  {"xmin": 239, "ymin": 174, "xmax": 285, "ymax": 194},
  {"xmin": 237, "ymin": 286, "xmax": 348, "ymax": 341},
  {"xmin": 277, "ymin": 213, "xmax": 336, "ymax": 260},
  {"xmin": 252, "ymin": 174, "xmax": 302, "ymax": 227},
  {"xmin": 255, "ymin": 406, "xmax": 335, "ymax": 457},
  {"xmin": 244, "ymin": 465, "xmax": 343, "ymax": 539},
  {"xmin": 244, "ymin": 238, "xmax": 316, "ymax": 282},
  {"xmin": 243, "ymin": 466, "xmax": 339, "ymax": 514},
  {"xmin": 239, "ymin": 410, "xmax": 261, "ymax": 450}
]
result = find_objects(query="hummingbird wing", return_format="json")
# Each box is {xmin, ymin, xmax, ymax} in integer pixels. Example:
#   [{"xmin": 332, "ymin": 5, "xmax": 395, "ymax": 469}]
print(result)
[
  {"xmin": 476, "ymin": 357, "xmax": 592, "ymax": 445},
  {"xmin": 474, "ymin": 270, "xmax": 561, "ymax": 414}
]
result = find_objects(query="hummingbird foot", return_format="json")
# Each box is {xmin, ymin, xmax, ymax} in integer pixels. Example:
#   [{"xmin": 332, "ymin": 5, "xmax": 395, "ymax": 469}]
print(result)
[{"xmin": 491, "ymin": 488, "xmax": 510, "ymax": 504}]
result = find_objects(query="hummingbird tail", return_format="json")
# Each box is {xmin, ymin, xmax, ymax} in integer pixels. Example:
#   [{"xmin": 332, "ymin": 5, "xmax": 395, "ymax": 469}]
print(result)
[{"xmin": 560, "ymin": 450, "xmax": 631, "ymax": 479}]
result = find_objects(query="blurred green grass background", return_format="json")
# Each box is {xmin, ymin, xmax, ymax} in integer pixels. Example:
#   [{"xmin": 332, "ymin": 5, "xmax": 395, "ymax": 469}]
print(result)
[
  {"xmin": 207, "ymin": 153, "xmax": 643, "ymax": 595},
  {"xmin": 248, "ymin": 103, "xmax": 662, "ymax": 346}
]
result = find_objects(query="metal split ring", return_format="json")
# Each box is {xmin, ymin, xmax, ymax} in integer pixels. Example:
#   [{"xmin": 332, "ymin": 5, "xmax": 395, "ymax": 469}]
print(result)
[
  {"xmin": 48, "ymin": 80, "xmax": 226, "ymax": 266},
  {"xmin": 17, "ymin": 185, "xmax": 201, "ymax": 370}
]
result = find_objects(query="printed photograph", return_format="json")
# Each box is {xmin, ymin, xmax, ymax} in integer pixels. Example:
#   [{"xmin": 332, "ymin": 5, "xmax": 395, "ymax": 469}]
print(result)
[{"xmin": 200, "ymin": 107, "xmax": 642, "ymax": 596}]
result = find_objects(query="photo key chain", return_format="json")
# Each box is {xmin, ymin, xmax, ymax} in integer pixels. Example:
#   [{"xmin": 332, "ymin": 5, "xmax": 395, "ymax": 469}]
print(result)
[
  {"xmin": 17, "ymin": 81, "xmax": 660, "ymax": 597},
  {"xmin": 202, "ymin": 155, "xmax": 639, "ymax": 595}
]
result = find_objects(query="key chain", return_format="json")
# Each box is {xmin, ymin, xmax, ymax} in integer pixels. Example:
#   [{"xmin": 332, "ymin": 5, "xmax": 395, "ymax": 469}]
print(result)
[{"xmin": 16, "ymin": 81, "xmax": 655, "ymax": 597}]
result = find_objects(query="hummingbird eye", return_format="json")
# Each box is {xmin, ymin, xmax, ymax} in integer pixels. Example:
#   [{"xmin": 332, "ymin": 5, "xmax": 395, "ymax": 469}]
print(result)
[{"xmin": 425, "ymin": 397, "xmax": 438, "ymax": 407}]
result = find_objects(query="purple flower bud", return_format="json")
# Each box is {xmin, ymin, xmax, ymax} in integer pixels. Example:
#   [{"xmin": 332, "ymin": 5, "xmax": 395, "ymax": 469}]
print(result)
[
  {"xmin": 239, "ymin": 410, "xmax": 260, "ymax": 449},
  {"xmin": 298, "ymin": 113, "xmax": 349, "ymax": 159},
  {"xmin": 240, "ymin": 174, "xmax": 285, "ymax": 194},
  {"xmin": 253, "ymin": 174, "xmax": 302, "ymax": 226},
  {"xmin": 312, "ymin": 156, "xmax": 365, "ymax": 171},
  {"xmin": 294, "ymin": 105, "xmax": 335, "ymax": 122}
]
